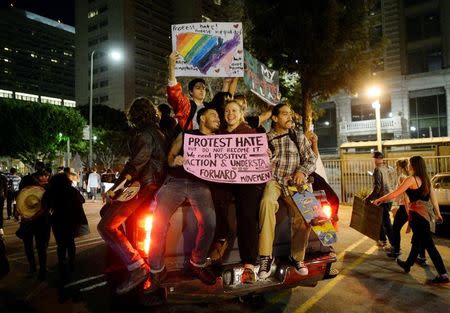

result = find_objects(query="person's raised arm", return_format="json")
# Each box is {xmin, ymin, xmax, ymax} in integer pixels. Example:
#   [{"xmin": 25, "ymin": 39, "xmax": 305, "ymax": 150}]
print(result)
[
  {"xmin": 167, "ymin": 133, "xmax": 183, "ymax": 167},
  {"xmin": 373, "ymin": 176, "xmax": 415, "ymax": 205},
  {"xmin": 168, "ymin": 51, "xmax": 179, "ymax": 86}
]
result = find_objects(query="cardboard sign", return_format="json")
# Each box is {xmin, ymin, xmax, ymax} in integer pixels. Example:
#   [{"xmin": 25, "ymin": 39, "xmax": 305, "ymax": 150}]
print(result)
[
  {"xmin": 171, "ymin": 22, "xmax": 244, "ymax": 77},
  {"xmin": 350, "ymin": 197, "xmax": 383, "ymax": 241},
  {"xmin": 183, "ymin": 133, "xmax": 272, "ymax": 184},
  {"xmin": 243, "ymin": 50, "xmax": 280, "ymax": 105}
]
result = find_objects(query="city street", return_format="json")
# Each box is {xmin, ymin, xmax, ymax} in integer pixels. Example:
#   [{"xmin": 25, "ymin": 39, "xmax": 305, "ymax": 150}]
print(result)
[{"xmin": 0, "ymin": 201, "xmax": 449, "ymax": 313}]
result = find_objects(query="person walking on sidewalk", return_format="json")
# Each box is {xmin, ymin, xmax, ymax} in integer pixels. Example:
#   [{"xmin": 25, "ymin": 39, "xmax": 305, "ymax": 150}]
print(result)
[
  {"xmin": 387, "ymin": 159, "xmax": 426, "ymax": 264},
  {"xmin": 366, "ymin": 151, "xmax": 394, "ymax": 248},
  {"xmin": 374, "ymin": 156, "xmax": 449, "ymax": 284}
]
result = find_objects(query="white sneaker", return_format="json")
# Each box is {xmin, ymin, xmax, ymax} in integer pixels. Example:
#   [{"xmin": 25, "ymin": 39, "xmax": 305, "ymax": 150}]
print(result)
[{"xmin": 258, "ymin": 256, "xmax": 275, "ymax": 279}]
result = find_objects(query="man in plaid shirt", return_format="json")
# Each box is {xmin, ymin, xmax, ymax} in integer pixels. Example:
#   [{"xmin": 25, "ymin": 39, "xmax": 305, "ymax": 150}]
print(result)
[{"xmin": 258, "ymin": 103, "xmax": 316, "ymax": 279}]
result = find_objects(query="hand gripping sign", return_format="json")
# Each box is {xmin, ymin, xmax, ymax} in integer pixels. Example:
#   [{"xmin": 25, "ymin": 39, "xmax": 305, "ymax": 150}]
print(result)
[{"xmin": 183, "ymin": 133, "xmax": 272, "ymax": 184}]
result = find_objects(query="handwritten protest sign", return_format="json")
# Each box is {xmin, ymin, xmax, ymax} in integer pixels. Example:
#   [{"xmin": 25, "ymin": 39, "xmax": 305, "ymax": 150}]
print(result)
[
  {"xmin": 183, "ymin": 133, "xmax": 272, "ymax": 184},
  {"xmin": 171, "ymin": 22, "xmax": 244, "ymax": 77},
  {"xmin": 244, "ymin": 50, "xmax": 280, "ymax": 105}
]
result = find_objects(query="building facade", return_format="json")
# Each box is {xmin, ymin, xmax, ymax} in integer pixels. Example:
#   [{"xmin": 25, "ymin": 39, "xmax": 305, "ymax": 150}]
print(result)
[
  {"xmin": 75, "ymin": 0, "xmax": 231, "ymax": 111},
  {"xmin": 318, "ymin": 0, "xmax": 450, "ymax": 155},
  {"xmin": 0, "ymin": 7, "xmax": 76, "ymax": 107}
]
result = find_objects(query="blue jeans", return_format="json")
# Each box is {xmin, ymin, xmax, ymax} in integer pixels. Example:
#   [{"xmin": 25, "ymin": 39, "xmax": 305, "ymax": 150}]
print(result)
[
  {"xmin": 149, "ymin": 176, "xmax": 216, "ymax": 272},
  {"xmin": 379, "ymin": 202, "xmax": 393, "ymax": 244},
  {"xmin": 97, "ymin": 184, "xmax": 159, "ymax": 271}
]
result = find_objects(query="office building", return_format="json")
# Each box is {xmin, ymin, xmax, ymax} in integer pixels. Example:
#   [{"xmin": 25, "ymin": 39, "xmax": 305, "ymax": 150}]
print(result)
[
  {"xmin": 0, "ymin": 7, "xmax": 76, "ymax": 107},
  {"xmin": 318, "ymin": 0, "xmax": 450, "ymax": 154}
]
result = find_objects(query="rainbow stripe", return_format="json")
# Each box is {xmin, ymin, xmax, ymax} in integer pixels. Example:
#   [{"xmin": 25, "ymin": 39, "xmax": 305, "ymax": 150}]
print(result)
[{"xmin": 176, "ymin": 32, "xmax": 240, "ymax": 74}]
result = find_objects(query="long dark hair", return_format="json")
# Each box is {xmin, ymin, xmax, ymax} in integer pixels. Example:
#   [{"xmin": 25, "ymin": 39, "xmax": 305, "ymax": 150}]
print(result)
[
  {"xmin": 409, "ymin": 156, "xmax": 430, "ymax": 196},
  {"xmin": 127, "ymin": 97, "xmax": 159, "ymax": 130}
]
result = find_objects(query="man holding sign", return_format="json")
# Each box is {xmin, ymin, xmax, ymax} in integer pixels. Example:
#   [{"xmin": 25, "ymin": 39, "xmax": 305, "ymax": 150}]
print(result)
[{"xmin": 147, "ymin": 107, "xmax": 220, "ymax": 291}]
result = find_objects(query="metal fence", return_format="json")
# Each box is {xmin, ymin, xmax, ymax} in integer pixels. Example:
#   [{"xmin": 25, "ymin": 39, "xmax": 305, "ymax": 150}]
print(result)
[{"xmin": 322, "ymin": 156, "xmax": 450, "ymax": 204}]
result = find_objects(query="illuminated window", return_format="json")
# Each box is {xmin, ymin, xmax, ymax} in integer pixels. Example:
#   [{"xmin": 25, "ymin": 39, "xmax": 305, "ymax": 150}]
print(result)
[
  {"xmin": 63, "ymin": 99, "xmax": 76, "ymax": 107},
  {"xmin": 51, "ymin": 59, "xmax": 58, "ymax": 63},
  {"xmin": 15, "ymin": 92, "xmax": 39, "ymax": 102},
  {"xmin": 88, "ymin": 9, "xmax": 99, "ymax": 18},
  {"xmin": 4, "ymin": 47, "xmax": 10, "ymax": 51},
  {"xmin": 41, "ymin": 96, "xmax": 62, "ymax": 105},
  {"xmin": 30, "ymin": 53, "xmax": 37, "ymax": 58},
  {"xmin": 63, "ymin": 51, "xmax": 73, "ymax": 56},
  {"xmin": 3, "ymin": 58, "xmax": 10, "ymax": 63},
  {"xmin": 0, "ymin": 89, "xmax": 13, "ymax": 98}
]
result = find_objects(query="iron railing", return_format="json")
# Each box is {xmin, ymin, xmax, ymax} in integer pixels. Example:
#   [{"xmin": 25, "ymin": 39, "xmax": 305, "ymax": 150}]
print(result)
[{"xmin": 322, "ymin": 156, "xmax": 450, "ymax": 204}]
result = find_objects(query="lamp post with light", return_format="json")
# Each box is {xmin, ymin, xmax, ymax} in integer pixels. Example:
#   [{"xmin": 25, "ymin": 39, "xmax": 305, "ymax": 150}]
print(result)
[
  {"xmin": 88, "ymin": 49, "xmax": 123, "ymax": 169},
  {"xmin": 367, "ymin": 86, "xmax": 382, "ymax": 152}
]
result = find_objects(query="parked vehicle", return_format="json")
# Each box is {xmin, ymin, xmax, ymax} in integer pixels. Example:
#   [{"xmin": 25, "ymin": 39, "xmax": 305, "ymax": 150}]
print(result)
[
  {"xmin": 103, "ymin": 186, "xmax": 338, "ymax": 305},
  {"xmin": 431, "ymin": 173, "xmax": 450, "ymax": 237}
]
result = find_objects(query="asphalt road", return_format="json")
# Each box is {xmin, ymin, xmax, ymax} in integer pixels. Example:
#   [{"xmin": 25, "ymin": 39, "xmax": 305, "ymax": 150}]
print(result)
[{"xmin": 0, "ymin": 201, "xmax": 449, "ymax": 313}]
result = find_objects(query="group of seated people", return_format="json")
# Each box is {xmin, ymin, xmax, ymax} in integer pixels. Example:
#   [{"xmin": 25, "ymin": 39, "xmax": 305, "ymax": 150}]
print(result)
[{"xmin": 97, "ymin": 51, "xmax": 319, "ymax": 295}]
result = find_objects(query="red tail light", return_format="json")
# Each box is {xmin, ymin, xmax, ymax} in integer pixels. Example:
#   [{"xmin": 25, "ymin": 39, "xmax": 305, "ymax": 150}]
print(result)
[
  {"xmin": 137, "ymin": 214, "xmax": 153, "ymax": 256},
  {"xmin": 322, "ymin": 204, "xmax": 332, "ymax": 219}
]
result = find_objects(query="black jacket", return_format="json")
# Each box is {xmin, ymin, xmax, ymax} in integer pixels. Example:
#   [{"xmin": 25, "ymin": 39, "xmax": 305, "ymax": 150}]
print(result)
[{"xmin": 117, "ymin": 125, "xmax": 167, "ymax": 186}]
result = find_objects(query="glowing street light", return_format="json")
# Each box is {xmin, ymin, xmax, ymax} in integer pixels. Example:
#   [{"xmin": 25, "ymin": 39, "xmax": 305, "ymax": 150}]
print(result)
[
  {"xmin": 89, "ymin": 48, "xmax": 124, "ymax": 168},
  {"xmin": 367, "ymin": 86, "xmax": 382, "ymax": 152}
]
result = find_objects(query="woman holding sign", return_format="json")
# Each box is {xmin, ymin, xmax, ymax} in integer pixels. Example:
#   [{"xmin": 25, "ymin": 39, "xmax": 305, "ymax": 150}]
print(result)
[{"xmin": 211, "ymin": 100, "xmax": 265, "ymax": 283}]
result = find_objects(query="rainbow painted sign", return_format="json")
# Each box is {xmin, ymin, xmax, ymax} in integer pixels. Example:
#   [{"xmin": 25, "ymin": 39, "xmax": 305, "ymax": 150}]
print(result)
[
  {"xmin": 172, "ymin": 23, "xmax": 244, "ymax": 77},
  {"xmin": 183, "ymin": 134, "xmax": 272, "ymax": 184}
]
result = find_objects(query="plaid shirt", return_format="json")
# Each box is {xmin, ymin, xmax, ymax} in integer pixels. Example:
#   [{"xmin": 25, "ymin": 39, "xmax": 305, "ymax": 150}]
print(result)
[{"xmin": 268, "ymin": 129, "xmax": 316, "ymax": 195}]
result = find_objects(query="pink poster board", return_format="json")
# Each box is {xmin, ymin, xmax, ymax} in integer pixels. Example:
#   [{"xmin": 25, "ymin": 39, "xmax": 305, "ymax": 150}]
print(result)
[{"xmin": 183, "ymin": 133, "xmax": 272, "ymax": 184}]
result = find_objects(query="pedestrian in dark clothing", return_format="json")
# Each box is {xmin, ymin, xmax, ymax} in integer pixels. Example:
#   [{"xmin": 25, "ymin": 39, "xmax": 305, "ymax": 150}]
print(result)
[
  {"xmin": 0, "ymin": 173, "xmax": 7, "ymax": 235},
  {"xmin": 374, "ymin": 156, "xmax": 449, "ymax": 285},
  {"xmin": 6, "ymin": 167, "xmax": 21, "ymax": 220},
  {"xmin": 17, "ymin": 164, "xmax": 51, "ymax": 280},
  {"xmin": 366, "ymin": 151, "xmax": 394, "ymax": 248},
  {"xmin": 387, "ymin": 159, "xmax": 426, "ymax": 263},
  {"xmin": 43, "ymin": 173, "xmax": 87, "ymax": 281}
]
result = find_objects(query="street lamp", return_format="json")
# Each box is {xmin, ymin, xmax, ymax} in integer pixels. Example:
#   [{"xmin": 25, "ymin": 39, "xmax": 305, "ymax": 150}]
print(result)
[
  {"xmin": 89, "ymin": 48, "xmax": 123, "ymax": 168},
  {"xmin": 367, "ymin": 86, "xmax": 382, "ymax": 152}
]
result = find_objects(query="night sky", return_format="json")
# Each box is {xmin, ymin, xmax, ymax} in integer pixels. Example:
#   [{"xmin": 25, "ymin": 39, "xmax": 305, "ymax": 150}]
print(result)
[{"xmin": 6, "ymin": 0, "xmax": 75, "ymax": 26}]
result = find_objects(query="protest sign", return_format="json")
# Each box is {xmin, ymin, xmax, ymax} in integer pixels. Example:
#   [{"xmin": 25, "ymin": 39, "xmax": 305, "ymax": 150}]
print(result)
[
  {"xmin": 171, "ymin": 22, "xmax": 244, "ymax": 77},
  {"xmin": 183, "ymin": 133, "xmax": 272, "ymax": 184},
  {"xmin": 244, "ymin": 50, "xmax": 280, "ymax": 105}
]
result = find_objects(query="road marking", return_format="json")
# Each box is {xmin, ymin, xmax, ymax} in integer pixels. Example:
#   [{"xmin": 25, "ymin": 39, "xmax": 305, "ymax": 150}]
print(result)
[
  {"xmin": 294, "ymin": 245, "xmax": 378, "ymax": 313},
  {"xmin": 266, "ymin": 236, "xmax": 369, "ymax": 306},
  {"xmin": 25, "ymin": 282, "xmax": 46, "ymax": 301},
  {"xmin": 335, "ymin": 237, "xmax": 368, "ymax": 261},
  {"xmin": 64, "ymin": 274, "xmax": 106, "ymax": 288},
  {"xmin": 79, "ymin": 281, "xmax": 107, "ymax": 292}
]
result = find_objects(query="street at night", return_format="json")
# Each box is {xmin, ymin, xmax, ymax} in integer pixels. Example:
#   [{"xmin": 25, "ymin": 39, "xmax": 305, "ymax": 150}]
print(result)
[
  {"xmin": 1, "ymin": 201, "xmax": 448, "ymax": 313},
  {"xmin": 2, "ymin": 1, "xmax": 450, "ymax": 312}
]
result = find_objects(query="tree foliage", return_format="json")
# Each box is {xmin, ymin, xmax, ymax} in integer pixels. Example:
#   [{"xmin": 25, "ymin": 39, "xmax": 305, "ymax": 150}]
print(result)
[
  {"xmin": 0, "ymin": 98, "xmax": 85, "ymax": 167},
  {"xmin": 77, "ymin": 104, "xmax": 129, "ymax": 168},
  {"xmin": 244, "ymin": 0, "xmax": 382, "ymax": 131}
]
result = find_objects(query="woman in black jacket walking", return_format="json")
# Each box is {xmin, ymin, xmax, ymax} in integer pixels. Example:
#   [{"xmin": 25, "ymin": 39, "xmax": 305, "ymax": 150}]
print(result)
[{"xmin": 44, "ymin": 173, "xmax": 87, "ymax": 281}]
